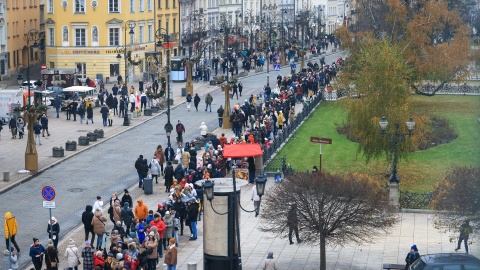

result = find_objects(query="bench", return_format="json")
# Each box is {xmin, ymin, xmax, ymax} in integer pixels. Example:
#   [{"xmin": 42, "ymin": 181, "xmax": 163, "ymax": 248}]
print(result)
[{"xmin": 383, "ymin": 263, "xmax": 405, "ymax": 270}]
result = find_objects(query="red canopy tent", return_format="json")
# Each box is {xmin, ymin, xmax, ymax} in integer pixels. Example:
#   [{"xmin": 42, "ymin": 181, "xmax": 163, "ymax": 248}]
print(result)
[{"xmin": 223, "ymin": 143, "xmax": 263, "ymax": 158}]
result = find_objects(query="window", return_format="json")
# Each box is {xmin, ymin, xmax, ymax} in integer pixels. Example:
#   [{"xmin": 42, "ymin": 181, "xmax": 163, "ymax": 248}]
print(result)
[
  {"xmin": 139, "ymin": 25, "xmax": 144, "ymax": 43},
  {"xmin": 75, "ymin": 0, "xmax": 85, "ymax": 13},
  {"xmin": 147, "ymin": 24, "xmax": 152, "ymax": 42},
  {"xmin": 34, "ymin": 19, "xmax": 37, "ymax": 29},
  {"xmin": 75, "ymin": 28, "xmax": 86, "ymax": 46},
  {"xmin": 47, "ymin": 0, "xmax": 53, "ymax": 12},
  {"xmin": 130, "ymin": 28, "xmax": 135, "ymax": 43},
  {"xmin": 165, "ymin": 0, "xmax": 168, "ymax": 8},
  {"xmin": 173, "ymin": 18, "xmax": 176, "ymax": 33},
  {"xmin": 147, "ymin": 0, "xmax": 152, "ymax": 11},
  {"xmin": 157, "ymin": 19, "xmax": 161, "ymax": 30},
  {"xmin": 166, "ymin": 20, "xmax": 169, "ymax": 33},
  {"xmin": 109, "ymin": 0, "xmax": 119, "ymax": 12},
  {"xmin": 173, "ymin": 0, "xmax": 175, "ymax": 7},
  {"xmin": 139, "ymin": 0, "xmax": 144, "ymax": 11},
  {"xmin": 49, "ymin": 28, "xmax": 54, "ymax": 45},
  {"xmin": 92, "ymin": 26, "xmax": 98, "ymax": 42},
  {"xmin": 157, "ymin": 0, "xmax": 161, "ymax": 9},
  {"xmin": 130, "ymin": 0, "xmax": 134, "ymax": 12},
  {"xmin": 109, "ymin": 28, "xmax": 119, "ymax": 45},
  {"xmin": 62, "ymin": 26, "xmax": 68, "ymax": 42},
  {"xmin": 23, "ymin": 20, "xmax": 26, "ymax": 34}
]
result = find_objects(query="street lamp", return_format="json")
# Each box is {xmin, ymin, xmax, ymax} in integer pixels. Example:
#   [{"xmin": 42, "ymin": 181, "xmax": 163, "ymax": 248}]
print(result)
[
  {"xmin": 19, "ymin": 29, "xmax": 40, "ymax": 172},
  {"xmin": 262, "ymin": 4, "xmax": 277, "ymax": 86},
  {"xmin": 115, "ymin": 20, "xmax": 138, "ymax": 127},
  {"xmin": 156, "ymin": 28, "xmax": 174, "ymax": 146},
  {"xmin": 202, "ymin": 173, "xmax": 267, "ymax": 270},
  {"xmin": 379, "ymin": 116, "xmax": 415, "ymax": 183}
]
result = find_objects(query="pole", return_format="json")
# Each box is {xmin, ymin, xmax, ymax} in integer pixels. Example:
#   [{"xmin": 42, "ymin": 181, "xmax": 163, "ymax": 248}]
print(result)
[
  {"xmin": 48, "ymin": 208, "xmax": 53, "ymax": 240},
  {"xmin": 232, "ymin": 168, "xmax": 243, "ymax": 270},
  {"xmin": 319, "ymin": 143, "xmax": 322, "ymax": 173},
  {"xmin": 123, "ymin": 23, "xmax": 130, "ymax": 126},
  {"xmin": 390, "ymin": 123, "xmax": 400, "ymax": 183}
]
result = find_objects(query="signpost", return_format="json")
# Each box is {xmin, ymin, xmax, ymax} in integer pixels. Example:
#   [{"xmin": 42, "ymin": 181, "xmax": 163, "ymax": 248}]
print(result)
[
  {"xmin": 42, "ymin": 186, "xmax": 56, "ymax": 241},
  {"xmin": 310, "ymin": 137, "xmax": 332, "ymax": 173}
]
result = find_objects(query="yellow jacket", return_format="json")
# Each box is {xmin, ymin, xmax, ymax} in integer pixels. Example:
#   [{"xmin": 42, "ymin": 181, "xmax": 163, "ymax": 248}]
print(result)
[
  {"xmin": 278, "ymin": 113, "xmax": 284, "ymax": 126},
  {"xmin": 4, "ymin": 212, "xmax": 18, "ymax": 238}
]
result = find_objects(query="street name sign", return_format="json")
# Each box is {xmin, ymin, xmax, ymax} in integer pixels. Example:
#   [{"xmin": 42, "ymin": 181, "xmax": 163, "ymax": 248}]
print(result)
[
  {"xmin": 43, "ymin": 201, "xmax": 56, "ymax": 209},
  {"xmin": 310, "ymin": 137, "xmax": 332, "ymax": 144}
]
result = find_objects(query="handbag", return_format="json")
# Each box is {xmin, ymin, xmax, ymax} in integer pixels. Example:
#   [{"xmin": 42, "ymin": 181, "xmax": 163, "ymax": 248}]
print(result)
[
  {"xmin": 70, "ymin": 248, "xmax": 81, "ymax": 265},
  {"xmin": 47, "ymin": 253, "xmax": 57, "ymax": 268}
]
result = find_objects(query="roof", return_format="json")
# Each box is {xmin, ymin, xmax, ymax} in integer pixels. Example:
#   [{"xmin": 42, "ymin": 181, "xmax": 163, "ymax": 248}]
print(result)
[
  {"xmin": 63, "ymin": 86, "xmax": 96, "ymax": 92},
  {"xmin": 421, "ymin": 253, "xmax": 480, "ymax": 264}
]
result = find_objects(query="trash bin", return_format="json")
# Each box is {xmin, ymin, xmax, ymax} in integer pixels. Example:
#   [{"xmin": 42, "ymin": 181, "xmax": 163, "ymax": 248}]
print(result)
[
  {"xmin": 143, "ymin": 177, "xmax": 153, "ymax": 194},
  {"xmin": 181, "ymin": 87, "xmax": 187, "ymax": 97},
  {"xmin": 105, "ymin": 77, "xmax": 110, "ymax": 84},
  {"xmin": 294, "ymin": 56, "xmax": 299, "ymax": 62}
]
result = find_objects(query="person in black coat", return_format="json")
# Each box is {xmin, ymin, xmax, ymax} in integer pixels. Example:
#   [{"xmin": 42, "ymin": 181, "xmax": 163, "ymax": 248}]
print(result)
[
  {"xmin": 100, "ymin": 104, "xmax": 109, "ymax": 127},
  {"xmin": 47, "ymin": 217, "xmax": 60, "ymax": 250},
  {"xmin": 86, "ymin": 104, "xmax": 94, "ymax": 124},
  {"xmin": 120, "ymin": 189, "xmax": 133, "ymax": 210},
  {"xmin": 135, "ymin": 155, "xmax": 144, "ymax": 188},
  {"xmin": 164, "ymin": 144, "xmax": 175, "ymax": 162},
  {"xmin": 139, "ymin": 159, "xmax": 149, "ymax": 187},
  {"xmin": 186, "ymin": 198, "xmax": 199, "ymax": 240},
  {"xmin": 164, "ymin": 161, "xmax": 175, "ymax": 193},
  {"xmin": 193, "ymin": 94, "xmax": 201, "ymax": 111},
  {"xmin": 172, "ymin": 197, "xmax": 186, "ymax": 235},
  {"xmin": 82, "ymin": 205, "xmax": 95, "ymax": 244},
  {"xmin": 174, "ymin": 164, "xmax": 184, "ymax": 182},
  {"xmin": 121, "ymin": 202, "xmax": 135, "ymax": 234}
]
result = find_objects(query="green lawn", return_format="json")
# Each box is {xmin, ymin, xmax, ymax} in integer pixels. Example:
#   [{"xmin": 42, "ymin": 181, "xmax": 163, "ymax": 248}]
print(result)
[{"xmin": 271, "ymin": 95, "xmax": 480, "ymax": 192}]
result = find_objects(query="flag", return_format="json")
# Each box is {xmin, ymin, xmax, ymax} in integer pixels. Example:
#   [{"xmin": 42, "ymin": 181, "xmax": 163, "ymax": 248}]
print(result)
[{"xmin": 135, "ymin": 91, "xmax": 140, "ymax": 111}]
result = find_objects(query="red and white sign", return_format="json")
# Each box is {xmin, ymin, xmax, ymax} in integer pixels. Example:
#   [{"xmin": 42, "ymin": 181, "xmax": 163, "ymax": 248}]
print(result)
[{"xmin": 41, "ymin": 64, "xmax": 47, "ymax": 70}]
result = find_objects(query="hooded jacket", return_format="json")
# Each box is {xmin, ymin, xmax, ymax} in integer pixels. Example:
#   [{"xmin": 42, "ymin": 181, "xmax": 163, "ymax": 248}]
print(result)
[
  {"xmin": 134, "ymin": 199, "xmax": 149, "ymax": 220},
  {"xmin": 113, "ymin": 200, "xmax": 123, "ymax": 223},
  {"xmin": 137, "ymin": 223, "xmax": 146, "ymax": 245},
  {"xmin": 91, "ymin": 210, "xmax": 107, "ymax": 235},
  {"xmin": 174, "ymin": 164, "xmax": 184, "ymax": 182},
  {"xmin": 121, "ymin": 204, "xmax": 134, "ymax": 226},
  {"xmin": 4, "ymin": 212, "xmax": 18, "ymax": 238},
  {"xmin": 150, "ymin": 217, "xmax": 166, "ymax": 238},
  {"xmin": 82, "ymin": 205, "xmax": 94, "ymax": 231}
]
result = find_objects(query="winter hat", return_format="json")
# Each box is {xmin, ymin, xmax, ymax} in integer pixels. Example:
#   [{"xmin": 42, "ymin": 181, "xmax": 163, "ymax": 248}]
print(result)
[
  {"xmin": 165, "ymin": 211, "xmax": 170, "ymax": 215},
  {"xmin": 124, "ymin": 202, "xmax": 129, "ymax": 207},
  {"xmin": 124, "ymin": 189, "xmax": 129, "ymax": 194},
  {"xmin": 149, "ymin": 210, "xmax": 153, "ymax": 214},
  {"xmin": 108, "ymin": 252, "xmax": 114, "ymax": 257},
  {"xmin": 149, "ymin": 231, "xmax": 155, "ymax": 236},
  {"xmin": 69, "ymin": 239, "xmax": 75, "ymax": 245},
  {"xmin": 47, "ymin": 239, "xmax": 54, "ymax": 247},
  {"xmin": 116, "ymin": 221, "xmax": 122, "ymax": 226},
  {"xmin": 411, "ymin": 245, "xmax": 418, "ymax": 251},
  {"xmin": 85, "ymin": 241, "xmax": 91, "ymax": 246}
]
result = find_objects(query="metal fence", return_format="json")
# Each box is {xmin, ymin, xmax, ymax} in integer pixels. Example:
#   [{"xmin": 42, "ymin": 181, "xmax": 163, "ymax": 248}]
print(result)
[
  {"xmin": 262, "ymin": 92, "xmax": 323, "ymax": 172},
  {"xmin": 419, "ymin": 83, "xmax": 480, "ymax": 95},
  {"xmin": 399, "ymin": 191, "xmax": 433, "ymax": 209}
]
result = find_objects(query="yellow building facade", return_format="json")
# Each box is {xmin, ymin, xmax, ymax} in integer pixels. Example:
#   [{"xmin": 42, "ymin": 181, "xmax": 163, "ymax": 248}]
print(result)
[
  {"xmin": 44, "ymin": 0, "xmax": 179, "ymax": 84},
  {"xmin": 6, "ymin": 0, "xmax": 42, "ymax": 76}
]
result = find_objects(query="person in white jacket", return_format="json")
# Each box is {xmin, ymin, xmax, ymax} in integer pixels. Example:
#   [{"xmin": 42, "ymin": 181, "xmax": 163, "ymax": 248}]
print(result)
[
  {"xmin": 129, "ymin": 93, "xmax": 136, "ymax": 112},
  {"xmin": 92, "ymin": 196, "xmax": 104, "ymax": 213},
  {"xmin": 149, "ymin": 156, "xmax": 162, "ymax": 184},
  {"xmin": 9, "ymin": 247, "xmax": 18, "ymax": 270},
  {"xmin": 251, "ymin": 184, "xmax": 261, "ymax": 217},
  {"xmin": 64, "ymin": 239, "xmax": 80, "ymax": 270},
  {"xmin": 199, "ymin": 122, "xmax": 208, "ymax": 138}
]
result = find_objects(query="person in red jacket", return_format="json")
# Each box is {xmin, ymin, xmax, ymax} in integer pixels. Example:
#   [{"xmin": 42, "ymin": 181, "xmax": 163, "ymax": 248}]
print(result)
[
  {"xmin": 150, "ymin": 213, "xmax": 166, "ymax": 258},
  {"xmin": 93, "ymin": 250, "xmax": 105, "ymax": 268}
]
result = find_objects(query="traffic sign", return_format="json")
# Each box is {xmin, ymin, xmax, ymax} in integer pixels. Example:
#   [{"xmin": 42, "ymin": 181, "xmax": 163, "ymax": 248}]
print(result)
[
  {"xmin": 43, "ymin": 201, "xmax": 56, "ymax": 209},
  {"xmin": 42, "ymin": 186, "xmax": 56, "ymax": 201},
  {"xmin": 41, "ymin": 64, "xmax": 47, "ymax": 70},
  {"xmin": 310, "ymin": 137, "xmax": 332, "ymax": 144},
  {"xmin": 273, "ymin": 64, "xmax": 281, "ymax": 71}
]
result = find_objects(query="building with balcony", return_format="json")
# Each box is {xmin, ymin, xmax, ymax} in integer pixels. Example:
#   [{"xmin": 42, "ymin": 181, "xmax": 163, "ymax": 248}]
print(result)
[{"xmin": 0, "ymin": 0, "xmax": 7, "ymax": 79}]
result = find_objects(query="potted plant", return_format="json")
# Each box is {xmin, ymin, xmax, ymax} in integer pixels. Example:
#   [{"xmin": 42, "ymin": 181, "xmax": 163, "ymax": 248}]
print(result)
[
  {"xmin": 157, "ymin": 98, "xmax": 166, "ymax": 110},
  {"xmin": 94, "ymin": 129, "xmax": 104, "ymax": 139},
  {"xmin": 65, "ymin": 140, "xmax": 77, "ymax": 151},
  {"xmin": 78, "ymin": 136, "xmax": 89, "ymax": 146},
  {"xmin": 87, "ymin": 132, "xmax": 97, "ymax": 142},
  {"xmin": 151, "ymin": 105, "xmax": 160, "ymax": 113},
  {"xmin": 52, "ymin": 146, "xmax": 64, "ymax": 157}
]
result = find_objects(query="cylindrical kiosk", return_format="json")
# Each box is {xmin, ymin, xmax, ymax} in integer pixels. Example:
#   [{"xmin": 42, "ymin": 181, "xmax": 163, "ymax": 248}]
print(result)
[{"xmin": 196, "ymin": 178, "xmax": 248, "ymax": 270}]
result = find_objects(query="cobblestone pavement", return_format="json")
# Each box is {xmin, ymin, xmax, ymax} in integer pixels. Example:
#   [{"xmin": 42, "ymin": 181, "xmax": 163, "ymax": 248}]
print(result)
[{"xmin": 1, "ymin": 49, "xmax": 345, "ymax": 269}]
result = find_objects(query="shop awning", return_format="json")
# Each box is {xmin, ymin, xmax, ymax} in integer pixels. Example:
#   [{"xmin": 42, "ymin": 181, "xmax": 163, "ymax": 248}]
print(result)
[{"xmin": 223, "ymin": 143, "xmax": 263, "ymax": 158}]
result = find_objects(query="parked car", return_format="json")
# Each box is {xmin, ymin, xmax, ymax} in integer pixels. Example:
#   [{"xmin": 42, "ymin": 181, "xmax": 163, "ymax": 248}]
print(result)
[
  {"xmin": 410, "ymin": 253, "xmax": 480, "ymax": 270},
  {"xmin": 45, "ymin": 86, "xmax": 66, "ymax": 104},
  {"xmin": 20, "ymin": 80, "xmax": 39, "ymax": 90}
]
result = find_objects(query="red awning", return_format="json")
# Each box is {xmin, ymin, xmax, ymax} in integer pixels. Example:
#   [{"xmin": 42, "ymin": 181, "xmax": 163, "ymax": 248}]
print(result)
[{"xmin": 223, "ymin": 143, "xmax": 263, "ymax": 158}]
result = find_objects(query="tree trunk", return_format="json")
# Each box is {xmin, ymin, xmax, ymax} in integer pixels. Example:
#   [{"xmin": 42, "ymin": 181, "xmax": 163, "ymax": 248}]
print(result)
[{"xmin": 320, "ymin": 234, "xmax": 326, "ymax": 270}]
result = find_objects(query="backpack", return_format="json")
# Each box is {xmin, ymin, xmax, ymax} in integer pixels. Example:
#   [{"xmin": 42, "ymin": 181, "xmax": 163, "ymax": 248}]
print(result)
[
  {"xmin": 186, "ymin": 94, "xmax": 192, "ymax": 102},
  {"xmin": 34, "ymin": 124, "xmax": 41, "ymax": 133}
]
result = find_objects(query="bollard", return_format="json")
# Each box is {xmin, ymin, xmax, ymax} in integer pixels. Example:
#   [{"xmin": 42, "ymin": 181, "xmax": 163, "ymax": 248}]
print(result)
[
  {"xmin": 3, "ymin": 172, "xmax": 10, "ymax": 181},
  {"xmin": 187, "ymin": 262, "xmax": 197, "ymax": 270}
]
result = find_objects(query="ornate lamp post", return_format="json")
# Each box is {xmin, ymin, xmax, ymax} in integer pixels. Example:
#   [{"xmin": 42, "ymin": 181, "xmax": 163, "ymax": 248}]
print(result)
[
  {"xmin": 17, "ymin": 29, "xmax": 40, "ymax": 171},
  {"xmin": 379, "ymin": 116, "xmax": 416, "ymax": 183},
  {"xmin": 156, "ymin": 28, "xmax": 174, "ymax": 146},
  {"xmin": 115, "ymin": 20, "xmax": 139, "ymax": 127},
  {"xmin": 200, "ymin": 173, "xmax": 267, "ymax": 270},
  {"xmin": 219, "ymin": 14, "xmax": 234, "ymax": 129},
  {"xmin": 262, "ymin": 4, "xmax": 277, "ymax": 86}
]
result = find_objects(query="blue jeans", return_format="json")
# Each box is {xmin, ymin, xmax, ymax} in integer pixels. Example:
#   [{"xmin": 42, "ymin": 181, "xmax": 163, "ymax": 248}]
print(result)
[
  {"xmin": 138, "ymin": 173, "xmax": 143, "ymax": 188},
  {"xmin": 205, "ymin": 104, "xmax": 211, "ymax": 112},
  {"xmin": 167, "ymin": 265, "xmax": 176, "ymax": 270},
  {"xmin": 68, "ymin": 267, "xmax": 79, "ymax": 270},
  {"xmin": 56, "ymin": 108, "xmax": 60, "ymax": 118},
  {"xmin": 218, "ymin": 117, "xmax": 223, "ymax": 127},
  {"xmin": 191, "ymin": 221, "xmax": 197, "ymax": 238},
  {"xmin": 102, "ymin": 117, "xmax": 107, "ymax": 126},
  {"xmin": 96, "ymin": 233, "xmax": 103, "ymax": 249}
]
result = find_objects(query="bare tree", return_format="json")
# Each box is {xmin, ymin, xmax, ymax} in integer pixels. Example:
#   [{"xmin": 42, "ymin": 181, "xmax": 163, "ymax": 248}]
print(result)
[
  {"xmin": 260, "ymin": 172, "xmax": 397, "ymax": 270},
  {"xmin": 431, "ymin": 167, "xmax": 480, "ymax": 241}
]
